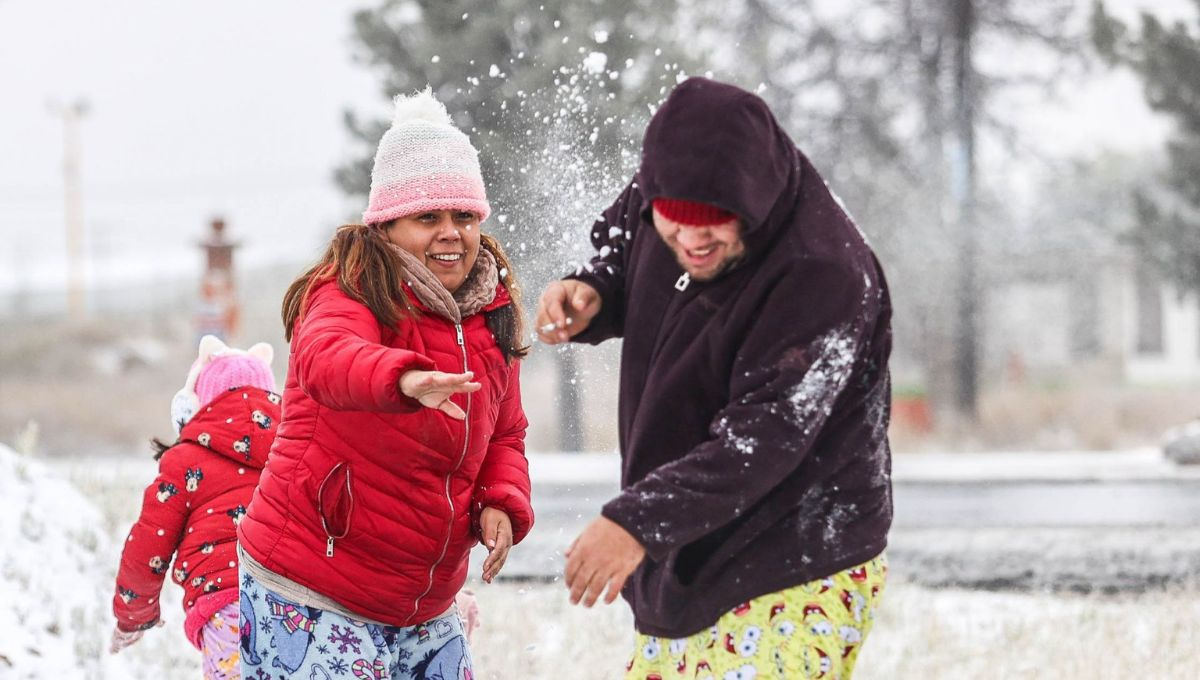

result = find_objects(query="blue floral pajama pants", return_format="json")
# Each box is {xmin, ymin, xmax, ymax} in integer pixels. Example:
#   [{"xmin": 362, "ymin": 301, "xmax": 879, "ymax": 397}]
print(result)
[{"xmin": 239, "ymin": 570, "xmax": 473, "ymax": 680}]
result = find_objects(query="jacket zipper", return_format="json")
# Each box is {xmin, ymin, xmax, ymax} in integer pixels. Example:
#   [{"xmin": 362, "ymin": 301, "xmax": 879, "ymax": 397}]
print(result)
[
  {"xmin": 412, "ymin": 322, "xmax": 471, "ymax": 620},
  {"xmin": 318, "ymin": 462, "xmax": 352, "ymax": 558},
  {"xmin": 644, "ymin": 271, "xmax": 699, "ymax": 375}
]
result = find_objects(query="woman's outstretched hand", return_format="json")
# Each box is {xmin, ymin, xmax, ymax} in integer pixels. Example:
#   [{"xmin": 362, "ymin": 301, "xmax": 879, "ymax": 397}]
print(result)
[
  {"xmin": 398, "ymin": 370, "xmax": 481, "ymax": 419},
  {"xmin": 480, "ymin": 507, "xmax": 513, "ymax": 583}
]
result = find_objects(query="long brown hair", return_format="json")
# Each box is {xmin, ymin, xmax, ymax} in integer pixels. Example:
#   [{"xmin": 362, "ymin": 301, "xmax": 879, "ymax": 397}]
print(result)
[
  {"xmin": 480, "ymin": 232, "xmax": 529, "ymax": 361},
  {"xmin": 282, "ymin": 224, "xmax": 528, "ymax": 362},
  {"xmin": 283, "ymin": 224, "xmax": 416, "ymax": 342}
]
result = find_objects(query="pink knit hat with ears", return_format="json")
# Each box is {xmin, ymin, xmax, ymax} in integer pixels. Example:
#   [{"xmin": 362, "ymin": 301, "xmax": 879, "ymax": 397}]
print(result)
[
  {"xmin": 170, "ymin": 335, "xmax": 276, "ymax": 433},
  {"xmin": 362, "ymin": 87, "xmax": 491, "ymax": 226}
]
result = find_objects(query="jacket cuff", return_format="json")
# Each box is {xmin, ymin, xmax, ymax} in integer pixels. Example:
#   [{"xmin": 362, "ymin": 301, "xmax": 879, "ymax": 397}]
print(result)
[
  {"xmin": 472, "ymin": 485, "xmax": 535, "ymax": 545},
  {"xmin": 601, "ymin": 496, "xmax": 663, "ymax": 562},
  {"xmin": 381, "ymin": 354, "xmax": 437, "ymax": 412}
]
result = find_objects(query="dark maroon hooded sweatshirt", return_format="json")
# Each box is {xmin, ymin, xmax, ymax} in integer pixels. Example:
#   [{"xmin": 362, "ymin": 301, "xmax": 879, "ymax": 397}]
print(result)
[{"xmin": 565, "ymin": 78, "xmax": 894, "ymax": 638}]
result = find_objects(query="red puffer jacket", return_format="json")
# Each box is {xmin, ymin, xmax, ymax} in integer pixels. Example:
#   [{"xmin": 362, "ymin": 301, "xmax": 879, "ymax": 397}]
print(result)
[
  {"xmin": 238, "ymin": 280, "xmax": 532, "ymax": 627},
  {"xmin": 113, "ymin": 387, "xmax": 279, "ymax": 647}
]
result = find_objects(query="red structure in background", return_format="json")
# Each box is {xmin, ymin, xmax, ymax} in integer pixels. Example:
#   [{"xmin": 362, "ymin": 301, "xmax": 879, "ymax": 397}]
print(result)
[{"xmin": 196, "ymin": 217, "xmax": 240, "ymax": 342}]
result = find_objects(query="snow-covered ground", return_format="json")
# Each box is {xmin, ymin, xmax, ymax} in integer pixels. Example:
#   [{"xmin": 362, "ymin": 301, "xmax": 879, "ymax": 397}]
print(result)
[
  {"xmin": 0, "ymin": 444, "xmax": 194, "ymax": 679},
  {"xmin": 4, "ymin": 444, "xmax": 1199, "ymax": 678}
]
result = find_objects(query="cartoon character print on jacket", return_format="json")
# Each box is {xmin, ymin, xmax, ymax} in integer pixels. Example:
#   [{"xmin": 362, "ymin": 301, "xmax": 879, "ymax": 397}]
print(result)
[
  {"xmin": 185, "ymin": 467, "xmax": 203, "ymax": 492},
  {"xmin": 227, "ymin": 504, "xmax": 247, "ymax": 526},
  {"xmin": 156, "ymin": 482, "xmax": 179, "ymax": 503},
  {"xmin": 232, "ymin": 435, "xmax": 252, "ymax": 460},
  {"xmin": 251, "ymin": 409, "xmax": 272, "ymax": 429}
]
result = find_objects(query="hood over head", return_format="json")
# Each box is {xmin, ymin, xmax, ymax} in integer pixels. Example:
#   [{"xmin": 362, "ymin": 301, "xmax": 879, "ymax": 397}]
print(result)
[{"xmin": 637, "ymin": 77, "xmax": 803, "ymax": 254}]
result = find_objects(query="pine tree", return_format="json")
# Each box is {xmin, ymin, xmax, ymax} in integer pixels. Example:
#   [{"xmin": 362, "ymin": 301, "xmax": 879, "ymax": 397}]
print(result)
[
  {"xmin": 338, "ymin": 0, "xmax": 701, "ymax": 452},
  {"xmin": 1091, "ymin": 0, "xmax": 1200, "ymax": 295},
  {"xmin": 705, "ymin": 0, "xmax": 1077, "ymax": 420}
]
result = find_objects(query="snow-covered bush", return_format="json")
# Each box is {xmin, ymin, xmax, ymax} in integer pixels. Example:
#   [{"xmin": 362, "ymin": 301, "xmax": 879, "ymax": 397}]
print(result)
[{"xmin": 0, "ymin": 444, "xmax": 109, "ymax": 678}]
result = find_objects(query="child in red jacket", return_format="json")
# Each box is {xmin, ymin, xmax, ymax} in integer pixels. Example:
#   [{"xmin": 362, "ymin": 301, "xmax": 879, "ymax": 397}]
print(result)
[{"xmin": 110, "ymin": 334, "xmax": 279, "ymax": 679}]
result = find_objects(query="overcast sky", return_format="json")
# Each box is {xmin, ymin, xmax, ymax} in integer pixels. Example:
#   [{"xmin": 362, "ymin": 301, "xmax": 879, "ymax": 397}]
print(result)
[
  {"xmin": 0, "ymin": 0, "xmax": 379, "ymax": 293},
  {"xmin": 0, "ymin": 0, "xmax": 1195, "ymax": 299}
]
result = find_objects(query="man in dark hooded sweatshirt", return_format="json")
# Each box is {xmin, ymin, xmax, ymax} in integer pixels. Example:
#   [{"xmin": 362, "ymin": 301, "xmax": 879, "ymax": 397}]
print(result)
[{"xmin": 536, "ymin": 78, "xmax": 893, "ymax": 678}]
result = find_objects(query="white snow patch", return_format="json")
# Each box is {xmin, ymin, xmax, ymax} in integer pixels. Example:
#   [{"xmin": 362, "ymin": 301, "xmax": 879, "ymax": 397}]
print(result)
[{"xmin": 785, "ymin": 326, "xmax": 857, "ymax": 431}]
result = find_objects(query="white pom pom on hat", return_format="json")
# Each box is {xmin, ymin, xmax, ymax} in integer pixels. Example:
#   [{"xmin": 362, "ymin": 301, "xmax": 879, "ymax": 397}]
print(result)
[
  {"xmin": 390, "ymin": 86, "xmax": 453, "ymax": 126},
  {"xmin": 363, "ymin": 86, "xmax": 491, "ymax": 226}
]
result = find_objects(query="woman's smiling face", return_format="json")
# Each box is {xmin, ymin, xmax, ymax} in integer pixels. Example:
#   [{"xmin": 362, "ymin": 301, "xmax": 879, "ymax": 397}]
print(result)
[{"xmin": 385, "ymin": 209, "xmax": 482, "ymax": 293}]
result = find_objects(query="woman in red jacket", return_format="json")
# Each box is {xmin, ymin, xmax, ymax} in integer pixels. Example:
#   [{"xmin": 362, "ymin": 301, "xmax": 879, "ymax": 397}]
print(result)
[{"xmin": 237, "ymin": 89, "xmax": 533, "ymax": 679}]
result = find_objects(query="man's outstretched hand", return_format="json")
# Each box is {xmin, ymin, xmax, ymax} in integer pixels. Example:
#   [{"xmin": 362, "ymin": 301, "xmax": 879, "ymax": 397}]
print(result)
[
  {"xmin": 564, "ymin": 516, "xmax": 645, "ymax": 607},
  {"xmin": 535, "ymin": 280, "xmax": 602, "ymax": 344}
]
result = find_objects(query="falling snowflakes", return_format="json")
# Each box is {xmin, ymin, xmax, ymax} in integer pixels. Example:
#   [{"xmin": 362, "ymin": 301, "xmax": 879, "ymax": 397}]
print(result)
[{"xmin": 583, "ymin": 52, "xmax": 608, "ymax": 74}]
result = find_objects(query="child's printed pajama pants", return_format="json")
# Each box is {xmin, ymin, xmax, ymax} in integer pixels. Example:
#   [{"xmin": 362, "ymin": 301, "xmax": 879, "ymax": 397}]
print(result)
[
  {"xmin": 201, "ymin": 603, "xmax": 242, "ymax": 680},
  {"xmin": 626, "ymin": 554, "xmax": 886, "ymax": 680},
  {"xmin": 238, "ymin": 570, "xmax": 473, "ymax": 680}
]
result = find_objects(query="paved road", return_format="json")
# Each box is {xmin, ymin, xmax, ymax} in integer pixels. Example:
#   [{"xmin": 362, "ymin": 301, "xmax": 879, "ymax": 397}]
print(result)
[
  {"xmin": 527, "ymin": 478, "xmax": 1200, "ymax": 530},
  {"xmin": 484, "ymin": 478, "xmax": 1200, "ymax": 591}
]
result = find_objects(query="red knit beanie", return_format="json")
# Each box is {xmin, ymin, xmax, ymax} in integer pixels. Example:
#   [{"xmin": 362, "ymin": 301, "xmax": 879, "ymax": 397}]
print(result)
[{"xmin": 652, "ymin": 198, "xmax": 736, "ymax": 226}]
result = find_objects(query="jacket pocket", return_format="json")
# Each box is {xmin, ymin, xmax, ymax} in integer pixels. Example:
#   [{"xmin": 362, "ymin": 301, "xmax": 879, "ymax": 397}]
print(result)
[{"xmin": 317, "ymin": 462, "xmax": 354, "ymax": 558}]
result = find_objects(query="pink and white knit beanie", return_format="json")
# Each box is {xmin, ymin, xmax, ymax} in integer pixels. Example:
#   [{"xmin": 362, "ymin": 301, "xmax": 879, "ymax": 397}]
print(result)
[
  {"xmin": 362, "ymin": 88, "xmax": 491, "ymax": 226},
  {"xmin": 170, "ymin": 335, "xmax": 276, "ymax": 433}
]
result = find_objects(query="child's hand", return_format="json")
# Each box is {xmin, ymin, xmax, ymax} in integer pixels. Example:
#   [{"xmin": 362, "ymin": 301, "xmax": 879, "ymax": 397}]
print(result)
[
  {"xmin": 479, "ymin": 507, "xmax": 513, "ymax": 583},
  {"xmin": 109, "ymin": 620, "xmax": 161, "ymax": 654},
  {"xmin": 455, "ymin": 588, "xmax": 481, "ymax": 642}
]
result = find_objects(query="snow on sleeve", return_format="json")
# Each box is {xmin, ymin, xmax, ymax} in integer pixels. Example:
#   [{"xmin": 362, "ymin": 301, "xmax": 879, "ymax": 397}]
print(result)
[{"xmin": 783, "ymin": 324, "xmax": 858, "ymax": 432}]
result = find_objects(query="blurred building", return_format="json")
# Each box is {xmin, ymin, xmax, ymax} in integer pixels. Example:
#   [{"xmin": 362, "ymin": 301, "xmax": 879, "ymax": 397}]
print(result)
[
  {"xmin": 988, "ymin": 252, "xmax": 1200, "ymax": 386},
  {"xmin": 196, "ymin": 217, "xmax": 240, "ymax": 342}
]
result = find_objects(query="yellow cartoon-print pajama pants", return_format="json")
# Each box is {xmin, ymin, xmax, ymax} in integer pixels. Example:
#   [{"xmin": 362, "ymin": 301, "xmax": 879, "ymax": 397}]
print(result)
[{"xmin": 626, "ymin": 555, "xmax": 886, "ymax": 680}]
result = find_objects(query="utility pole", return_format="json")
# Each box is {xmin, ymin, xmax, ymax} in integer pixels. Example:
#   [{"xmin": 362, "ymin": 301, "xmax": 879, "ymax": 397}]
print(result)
[
  {"xmin": 51, "ymin": 99, "xmax": 90, "ymax": 321},
  {"xmin": 950, "ymin": 0, "xmax": 980, "ymax": 420}
]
